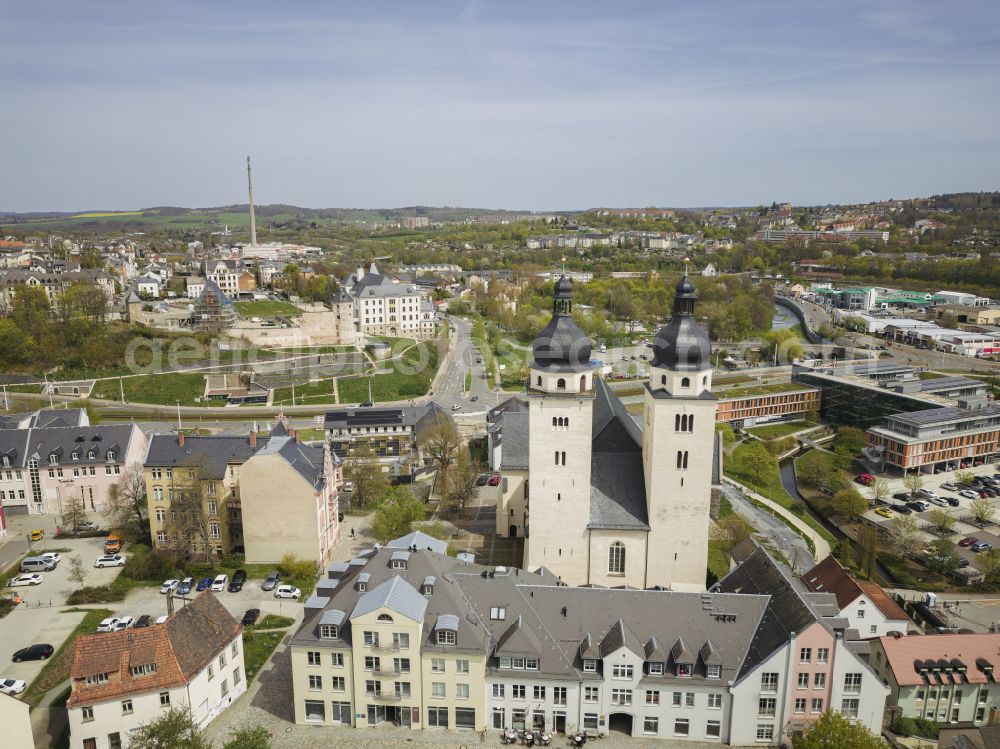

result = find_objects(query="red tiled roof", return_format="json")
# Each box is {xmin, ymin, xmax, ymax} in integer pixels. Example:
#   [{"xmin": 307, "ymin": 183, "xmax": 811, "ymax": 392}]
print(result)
[
  {"xmin": 802, "ymin": 556, "xmax": 907, "ymax": 622},
  {"xmin": 68, "ymin": 591, "xmax": 240, "ymax": 707},
  {"xmin": 879, "ymin": 633, "xmax": 1000, "ymax": 686}
]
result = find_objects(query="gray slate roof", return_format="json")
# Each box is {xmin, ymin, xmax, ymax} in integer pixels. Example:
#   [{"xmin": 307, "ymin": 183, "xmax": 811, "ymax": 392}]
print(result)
[
  {"xmin": 498, "ymin": 412, "xmax": 529, "ymax": 471},
  {"xmin": 145, "ymin": 434, "xmax": 264, "ymax": 478},
  {"xmin": 254, "ymin": 435, "xmax": 332, "ymax": 488},
  {"xmin": 350, "ymin": 576, "xmax": 429, "ymax": 623},
  {"xmin": 387, "ymin": 531, "xmax": 448, "ymax": 555},
  {"xmin": 21, "ymin": 425, "xmax": 139, "ymax": 467},
  {"xmin": 589, "ymin": 379, "xmax": 648, "ymax": 530}
]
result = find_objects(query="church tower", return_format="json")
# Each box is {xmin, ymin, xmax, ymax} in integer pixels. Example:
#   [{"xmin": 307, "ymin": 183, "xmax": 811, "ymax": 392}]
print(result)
[
  {"xmin": 523, "ymin": 276, "xmax": 596, "ymax": 583},
  {"xmin": 642, "ymin": 275, "xmax": 715, "ymax": 591}
]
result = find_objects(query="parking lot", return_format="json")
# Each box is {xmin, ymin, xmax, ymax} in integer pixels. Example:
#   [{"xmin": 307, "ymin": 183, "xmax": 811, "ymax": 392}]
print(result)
[{"xmin": 861, "ymin": 463, "xmax": 1000, "ymax": 568}]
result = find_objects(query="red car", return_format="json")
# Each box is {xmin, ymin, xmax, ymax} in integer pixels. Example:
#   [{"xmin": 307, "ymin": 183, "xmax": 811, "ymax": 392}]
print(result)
[
  {"xmin": 855, "ymin": 474, "xmax": 875, "ymax": 486},
  {"xmin": 959, "ymin": 537, "xmax": 979, "ymax": 548},
  {"xmin": 487, "ymin": 474, "xmax": 501, "ymax": 486}
]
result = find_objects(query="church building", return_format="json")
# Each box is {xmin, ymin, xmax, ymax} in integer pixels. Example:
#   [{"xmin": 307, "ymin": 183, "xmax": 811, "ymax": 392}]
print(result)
[{"xmin": 496, "ymin": 275, "xmax": 716, "ymax": 592}]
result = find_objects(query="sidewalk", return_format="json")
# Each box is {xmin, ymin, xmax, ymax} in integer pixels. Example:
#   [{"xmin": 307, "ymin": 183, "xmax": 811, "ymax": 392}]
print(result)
[
  {"xmin": 722, "ymin": 477, "xmax": 832, "ymax": 561},
  {"xmin": 29, "ymin": 677, "xmax": 69, "ymax": 749}
]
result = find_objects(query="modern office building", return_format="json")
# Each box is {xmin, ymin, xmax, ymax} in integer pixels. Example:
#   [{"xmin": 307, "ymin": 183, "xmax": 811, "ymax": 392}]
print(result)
[{"xmin": 714, "ymin": 384, "xmax": 820, "ymax": 427}]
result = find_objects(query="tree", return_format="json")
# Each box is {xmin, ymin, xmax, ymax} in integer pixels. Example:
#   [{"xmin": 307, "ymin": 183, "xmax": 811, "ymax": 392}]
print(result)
[
  {"xmin": 444, "ymin": 449, "xmax": 481, "ymax": 517},
  {"xmin": 954, "ymin": 469, "xmax": 977, "ymax": 487},
  {"xmin": 343, "ymin": 445, "xmax": 388, "ymax": 510},
  {"xmin": 370, "ymin": 486, "xmax": 426, "ymax": 543},
  {"xmin": 738, "ymin": 441, "xmax": 777, "ymax": 487},
  {"xmin": 167, "ymin": 457, "xmax": 218, "ymax": 566},
  {"xmin": 928, "ymin": 508, "xmax": 955, "ymax": 535},
  {"xmin": 711, "ymin": 514, "xmax": 755, "ymax": 553},
  {"xmin": 926, "ymin": 538, "xmax": 961, "ymax": 575},
  {"xmin": 858, "ymin": 526, "xmax": 878, "ymax": 579},
  {"xmin": 796, "ymin": 710, "xmax": 885, "ymax": 749},
  {"xmin": 68, "ymin": 555, "xmax": 89, "ymax": 588},
  {"xmin": 715, "ymin": 422, "xmax": 736, "ymax": 447},
  {"xmin": 128, "ymin": 707, "xmax": 210, "ymax": 749},
  {"xmin": 837, "ymin": 539, "xmax": 853, "ymax": 568},
  {"xmin": 62, "ymin": 493, "xmax": 88, "ymax": 534},
  {"xmin": 222, "ymin": 725, "xmax": 272, "ymax": 749},
  {"xmin": 832, "ymin": 488, "xmax": 867, "ymax": 518},
  {"xmin": 886, "ymin": 514, "xmax": 919, "ymax": 556},
  {"xmin": 970, "ymin": 497, "xmax": 996, "ymax": 526},
  {"xmin": 869, "ymin": 478, "xmax": 891, "ymax": 505},
  {"xmin": 903, "ymin": 473, "xmax": 925, "ymax": 498},
  {"xmin": 106, "ymin": 463, "xmax": 149, "ymax": 542},
  {"xmin": 419, "ymin": 414, "xmax": 462, "ymax": 492},
  {"xmin": 976, "ymin": 548, "xmax": 1000, "ymax": 581}
]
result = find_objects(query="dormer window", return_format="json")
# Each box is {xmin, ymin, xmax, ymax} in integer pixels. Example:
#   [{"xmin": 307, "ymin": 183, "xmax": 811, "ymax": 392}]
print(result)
[
  {"xmin": 706, "ymin": 665, "xmax": 721, "ymax": 679},
  {"xmin": 106, "ymin": 451, "xmax": 115, "ymax": 462},
  {"xmin": 320, "ymin": 624, "xmax": 338, "ymax": 639},
  {"xmin": 1, "ymin": 456, "xmax": 9, "ymax": 467},
  {"xmin": 677, "ymin": 663, "xmax": 692, "ymax": 677},
  {"xmin": 85, "ymin": 672, "xmax": 110, "ymax": 686},
  {"xmin": 437, "ymin": 630, "xmax": 456, "ymax": 646},
  {"xmin": 423, "ymin": 576, "xmax": 435, "ymax": 596},
  {"xmin": 129, "ymin": 663, "xmax": 157, "ymax": 677},
  {"xmin": 48, "ymin": 454, "xmax": 58, "ymax": 465},
  {"xmin": 435, "ymin": 614, "xmax": 459, "ymax": 645},
  {"xmin": 71, "ymin": 451, "xmax": 80, "ymax": 461},
  {"xmin": 87, "ymin": 449, "xmax": 96, "ymax": 459},
  {"xmin": 583, "ymin": 659, "xmax": 597, "ymax": 672},
  {"xmin": 424, "ymin": 584, "xmax": 433, "ymax": 596},
  {"xmin": 390, "ymin": 551, "xmax": 409, "ymax": 570},
  {"xmin": 358, "ymin": 581, "xmax": 367, "ymax": 592},
  {"xmin": 648, "ymin": 662, "xmax": 664, "ymax": 676}
]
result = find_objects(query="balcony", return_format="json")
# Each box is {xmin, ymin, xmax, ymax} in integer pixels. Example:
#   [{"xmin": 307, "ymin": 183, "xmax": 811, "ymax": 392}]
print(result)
[
  {"xmin": 371, "ymin": 691, "xmax": 404, "ymax": 703},
  {"xmin": 370, "ymin": 643, "xmax": 400, "ymax": 654},
  {"xmin": 373, "ymin": 664, "xmax": 401, "ymax": 677}
]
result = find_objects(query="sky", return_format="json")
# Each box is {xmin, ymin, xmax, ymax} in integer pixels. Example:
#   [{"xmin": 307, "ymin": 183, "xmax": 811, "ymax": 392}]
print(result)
[{"xmin": 3, "ymin": 0, "xmax": 999, "ymax": 212}]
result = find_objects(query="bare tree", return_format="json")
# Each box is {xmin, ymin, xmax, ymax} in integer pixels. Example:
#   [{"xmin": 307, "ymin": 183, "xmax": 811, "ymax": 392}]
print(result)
[
  {"xmin": 344, "ymin": 444, "xmax": 388, "ymax": 510},
  {"xmin": 419, "ymin": 414, "xmax": 461, "ymax": 492},
  {"xmin": 166, "ymin": 457, "xmax": 217, "ymax": 566},
  {"xmin": 106, "ymin": 463, "xmax": 149, "ymax": 541},
  {"xmin": 970, "ymin": 497, "xmax": 996, "ymax": 526},
  {"xmin": 902, "ymin": 473, "xmax": 925, "ymax": 498},
  {"xmin": 68, "ymin": 554, "xmax": 89, "ymax": 588},
  {"xmin": 869, "ymin": 478, "xmax": 891, "ymax": 505},
  {"xmin": 445, "ymin": 448, "xmax": 481, "ymax": 516},
  {"xmin": 62, "ymin": 493, "xmax": 88, "ymax": 534}
]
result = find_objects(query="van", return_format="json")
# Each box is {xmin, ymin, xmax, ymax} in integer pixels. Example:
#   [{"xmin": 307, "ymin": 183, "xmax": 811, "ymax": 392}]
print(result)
[
  {"xmin": 104, "ymin": 532, "xmax": 124, "ymax": 555},
  {"xmin": 20, "ymin": 557, "xmax": 55, "ymax": 573}
]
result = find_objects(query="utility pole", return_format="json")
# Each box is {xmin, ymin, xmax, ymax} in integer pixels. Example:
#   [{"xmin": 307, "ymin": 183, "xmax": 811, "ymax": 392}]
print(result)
[
  {"xmin": 176, "ymin": 400, "xmax": 182, "ymax": 432},
  {"xmin": 119, "ymin": 377, "xmax": 125, "ymax": 403},
  {"xmin": 246, "ymin": 156, "xmax": 257, "ymax": 246}
]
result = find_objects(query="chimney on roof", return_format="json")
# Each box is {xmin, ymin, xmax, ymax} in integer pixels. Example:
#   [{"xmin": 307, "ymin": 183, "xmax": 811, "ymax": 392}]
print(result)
[
  {"xmin": 177, "ymin": 432, "xmax": 185, "ymax": 447},
  {"xmin": 249, "ymin": 431, "xmax": 256, "ymax": 448}
]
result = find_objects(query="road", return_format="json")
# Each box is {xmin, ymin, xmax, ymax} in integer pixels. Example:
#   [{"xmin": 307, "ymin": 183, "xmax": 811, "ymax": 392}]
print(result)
[
  {"xmin": 721, "ymin": 484, "xmax": 815, "ymax": 573},
  {"xmin": 430, "ymin": 317, "xmax": 496, "ymax": 414}
]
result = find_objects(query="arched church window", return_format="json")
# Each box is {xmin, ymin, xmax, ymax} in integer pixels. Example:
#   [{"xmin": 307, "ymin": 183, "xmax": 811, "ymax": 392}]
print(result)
[
  {"xmin": 681, "ymin": 377, "xmax": 690, "ymax": 388},
  {"xmin": 557, "ymin": 378, "xmax": 566, "ymax": 389},
  {"xmin": 580, "ymin": 375, "xmax": 587, "ymax": 390},
  {"xmin": 608, "ymin": 542, "xmax": 625, "ymax": 575},
  {"xmin": 661, "ymin": 375, "xmax": 667, "ymax": 386},
  {"xmin": 675, "ymin": 414, "xmax": 681, "ymax": 431}
]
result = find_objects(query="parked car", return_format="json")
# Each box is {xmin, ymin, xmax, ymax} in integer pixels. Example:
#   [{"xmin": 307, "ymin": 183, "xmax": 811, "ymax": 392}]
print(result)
[
  {"xmin": 959, "ymin": 536, "xmax": 979, "ymax": 547},
  {"xmin": 228, "ymin": 570, "xmax": 247, "ymax": 592},
  {"xmin": 77, "ymin": 520, "xmax": 98, "ymax": 531},
  {"xmin": 945, "ymin": 497, "xmax": 961, "ymax": 507},
  {"xmin": 241, "ymin": 608, "xmax": 261, "ymax": 626},
  {"xmin": 487, "ymin": 474, "xmax": 501, "ymax": 486},
  {"xmin": 38, "ymin": 552, "xmax": 61, "ymax": 566},
  {"xmin": 6, "ymin": 574, "xmax": 43, "ymax": 587},
  {"xmin": 958, "ymin": 558, "xmax": 971, "ymax": 568},
  {"xmin": 451, "ymin": 404, "xmax": 461, "ymax": 411},
  {"xmin": 111, "ymin": 616, "xmax": 135, "ymax": 631},
  {"xmin": 196, "ymin": 577, "xmax": 212, "ymax": 592},
  {"xmin": 274, "ymin": 585, "xmax": 301, "ymax": 600},
  {"xmin": 470, "ymin": 395, "xmax": 479, "ymax": 402},
  {"xmin": 94, "ymin": 555, "xmax": 126, "ymax": 568},
  {"xmin": 916, "ymin": 488, "xmax": 939, "ymax": 500},
  {"xmin": 855, "ymin": 474, "xmax": 875, "ymax": 486},
  {"xmin": 342, "ymin": 481, "xmax": 354, "ymax": 492},
  {"xmin": 177, "ymin": 577, "xmax": 195, "ymax": 595},
  {"xmin": 160, "ymin": 579, "xmax": 180, "ymax": 594},
  {"xmin": 892, "ymin": 492, "xmax": 911, "ymax": 501},
  {"xmin": 941, "ymin": 482, "xmax": 959, "ymax": 491},
  {"xmin": 211, "ymin": 574, "xmax": 228, "ymax": 592},
  {"xmin": 11, "ymin": 644, "xmax": 53, "ymax": 662},
  {"xmin": 133, "ymin": 615, "xmax": 152, "ymax": 628},
  {"xmin": 97, "ymin": 617, "xmax": 123, "ymax": 633},
  {"xmin": 476, "ymin": 473, "xmax": 490, "ymax": 486},
  {"xmin": 874, "ymin": 507, "xmax": 893, "ymax": 519},
  {"xmin": 972, "ymin": 541, "xmax": 994, "ymax": 552},
  {"xmin": 927, "ymin": 496, "xmax": 950, "ymax": 507},
  {"xmin": 29, "ymin": 530, "xmax": 44, "ymax": 542},
  {"xmin": 960, "ymin": 490, "xmax": 980, "ymax": 499},
  {"xmin": 261, "ymin": 571, "xmax": 281, "ymax": 591},
  {"xmin": 0, "ymin": 678, "xmax": 27, "ymax": 696},
  {"xmin": 892, "ymin": 504, "xmax": 913, "ymax": 514},
  {"xmin": 907, "ymin": 500, "xmax": 930, "ymax": 512}
]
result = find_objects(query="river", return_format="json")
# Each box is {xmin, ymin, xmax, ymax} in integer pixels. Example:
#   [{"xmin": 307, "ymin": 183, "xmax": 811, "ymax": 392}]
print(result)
[{"xmin": 771, "ymin": 303, "xmax": 797, "ymax": 331}]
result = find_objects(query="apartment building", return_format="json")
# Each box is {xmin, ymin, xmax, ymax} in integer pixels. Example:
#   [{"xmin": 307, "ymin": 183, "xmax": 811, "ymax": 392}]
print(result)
[
  {"xmin": 67, "ymin": 592, "xmax": 245, "ymax": 749},
  {"xmin": 715, "ymin": 385, "xmax": 821, "ymax": 427},
  {"xmin": 205, "ymin": 259, "xmax": 255, "ymax": 298},
  {"xmin": 323, "ymin": 402, "xmax": 452, "ymax": 471},
  {"xmin": 288, "ymin": 540, "xmax": 887, "ymax": 743},
  {"xmin": 0, "ymin": 414, "xmax": 146, "ymax": 516},
  {"xmin": 342, "ymin": 263, "xmax": 436, "ymax": 339},
  {"xmin": 865, "ymin": 404, "xmax": 1000, "ymax": 474},
  {"xmin": 870, "ymin": 633, "xmax": 1000, "ymax": 726},
  {"xmin": 0, "ymin": 268, "xmax": 115, "ymax": 311},
  {"xmin": 801, "ymin": 556, "xmax": 910, "ymax": 638}
]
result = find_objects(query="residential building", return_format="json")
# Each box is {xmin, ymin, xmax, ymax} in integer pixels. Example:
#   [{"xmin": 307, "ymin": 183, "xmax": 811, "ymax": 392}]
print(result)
[
  {"xmin": 184, "ymin": 276, "xmax": 206, "ymax": 299},
  {"xmin": 67, "ymin": 592, "xmax": 244, "ymax": 749},
  {"xmin": 341, "ymin": 263, "xmax": 436, "ymax": 339},
  {"xmin": 0, "ymin": 693, "xmax": 33, "ymax": 749},
  {"xmin": 0, "ymin": 418, "xmax": 146, "ymax": 516},
  {"xmin": 134, "ymin": 274, "xmax": 161, "ymax": 298},
  {"xmin": 193, "ymin": 279, "xmax": 236, "ymax": 333},
  {"xmin": 864, "ymin": 404, "xmax": 1000, "ymax": 474},
  {"xmin": 715, "ymin": 385, "xmax": 820, "ymax": 427},
  {"xmin": 289, "ymin": 538, "xmax": 886, "ymax": 743},
  {"xmin": 400, "ymin": 216, "xmax": 430, "ymax": 229},
  {"xmin": 0, "ymin": 268, "xmax": 115, "ymax": 311},
  {"xmin": 323, "ymin": 402, "xmax": 452, "ymax": 477},
  {"xmin": 239, "ymin": 423, "xmax": 342, "ymax": 567},
  {"xmin": 870, "ymin": 633, "xmax": 1000, "ymax": 727},
  {"xmin": 498, "ymin": 275, "xmax": 715, "ymax": 591},
  {"xmin": 801, "ymin": 556, "xmax": 909, "ymax": 638}
]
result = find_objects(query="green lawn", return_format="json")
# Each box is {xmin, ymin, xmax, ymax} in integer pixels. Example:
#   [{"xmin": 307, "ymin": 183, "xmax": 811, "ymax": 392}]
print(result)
[
  {"xmin": 707, "ymin": 539, "xmax": 731, "ymax": 582},
  {"xmin": 747, "ymin": 421, "xmax": 810, "ymax": 440},
  {"xmin": 273, "ymin": 378, "xmax": 338, "ymax": 406},
  {"xmin": 254, "ymin": 614, "xmax": 296, "ymax": 630},
  {"xmin": 339, "ymin": 340, "xmax": 441, "ymax": 403},
  {"xmin": 716, "ymin": 382, "xmax": 814, "ymax": 399},
  {"xmin": 24, "ymin": 608, "xmax": 112, "ymax": 706},
  {"xmin": 242, "ymin": 629, "xmax": 286, "ymax": 682},
  {"xmin": 92, "ymin": 372, "xmax": 206, "ymax": 406},
  {"xmin": 234, "ymin": 300, "xmax": 303, "ymax": 317}
]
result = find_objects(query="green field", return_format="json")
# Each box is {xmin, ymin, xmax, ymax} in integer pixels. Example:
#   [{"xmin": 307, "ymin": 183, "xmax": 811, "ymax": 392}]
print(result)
[
  {"xmin": 340, "ymin": 340, "xmax": 440, "ymax": 403},
  {"xmin": 273, "ymin": 378, "xmax": 338, "ymax": 405},
  {"xmin": 92, "ymin": 372, "xmax": 206, "ymax": 406},
  {"xmin": 716, "ymin": 381, "xmax": 813, "ymax": 399},
  {"xmin": 747, "ymin": 420, "xmax": 810, "ymax": 440},
  {"xmin": 234, "ymin": 300, "xmax": 303, "ymax": 317}
]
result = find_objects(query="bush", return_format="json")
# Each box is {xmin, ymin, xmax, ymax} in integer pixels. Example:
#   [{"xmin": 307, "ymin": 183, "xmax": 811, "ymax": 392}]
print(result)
[
  {"xmin": 122, "ymin": 546, "xmax": 178, "ymax": 583},
  {"xmin": 67, "ymin": 585, "xmax": 127, "ymax": 604},
  {"xmin": 0, "ymin": 598, "xmax": 14, "ymax": 618},
  {"xmin": 279, "ymin": 553, "xmax": 316, "ymax": 582},
  {"xmin": 892, "ymin": 716, "xmax": 940, "ymax": 739}
]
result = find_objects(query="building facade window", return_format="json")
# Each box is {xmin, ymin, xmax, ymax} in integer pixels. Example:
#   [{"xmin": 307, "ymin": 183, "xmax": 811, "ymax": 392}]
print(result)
[{"xmin": 609, "ymin": 542, "xmax": 626, "ymax": 575}]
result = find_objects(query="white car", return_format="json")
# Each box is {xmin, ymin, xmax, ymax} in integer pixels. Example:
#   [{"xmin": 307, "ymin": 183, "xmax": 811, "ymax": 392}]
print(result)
[
  {"xmin": 112, "ymin": 616, "xmax": 135, "ymax": 631},
  {"xmin": 0, "ymin": 678, "xmax": 27, "ymax": 696},
  {"xmin": 211, "ymin": 574, "xmax": 228, "ymax": 592},
  {"xmin": 6, "ymin": 574, "xmax": 43, "ymax": 587},
  {"xmin": 155, "ymin": 615, "xmax": 168, "ymax": 625},
  {"xmin": 94, "ymin": 555, "xmax": 127, "ymax": 568},
  {"xmin": 273, "ymin": 585, "xmax": 301, "ymax": 600},
  {"xmin": 927, "ymin": 496, "xmax": 950, "ymax": 507},
  {"xmin": 39, "ymin": 552, "xmax": 61, "ymax": 566},
  {"xmin": 960, "ymin": 489, "xmax": 980, "ymax": 499},
  {"xmin": 342, "ymin": 481, "xmax": 354, "ymax": 492},
  {"xmin": 160, "ymin": 579, "xmax": 180, "ymax": 594},
  {"xmin": 97, "ymin": 616, "xmax": 122, "ymax": 632}
]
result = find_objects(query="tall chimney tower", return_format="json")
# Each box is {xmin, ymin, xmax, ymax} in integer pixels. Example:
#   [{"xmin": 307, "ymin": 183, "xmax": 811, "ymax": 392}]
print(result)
[{"xmin": 246, "ymin": 155, "xmax": 257, "ymax": 246}]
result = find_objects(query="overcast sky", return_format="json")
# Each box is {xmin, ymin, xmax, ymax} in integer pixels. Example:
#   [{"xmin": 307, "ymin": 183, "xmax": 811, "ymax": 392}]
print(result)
[{"xmin": 3, "ymin": 0, "xmax": 999, "ymax": 212}]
